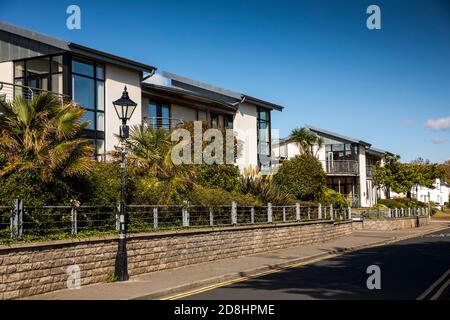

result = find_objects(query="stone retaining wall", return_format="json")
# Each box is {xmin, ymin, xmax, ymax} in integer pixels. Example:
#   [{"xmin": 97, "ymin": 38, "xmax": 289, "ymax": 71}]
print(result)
[
  {"xmin": 352, "ymin": 216, "xmax": 430, "ymax": 231},
  {"xmin": 0, "ymin": 220, "xmax": 352, "ymax": 300}
]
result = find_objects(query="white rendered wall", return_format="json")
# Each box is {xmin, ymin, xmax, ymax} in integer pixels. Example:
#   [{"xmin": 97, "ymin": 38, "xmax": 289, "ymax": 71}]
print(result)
[
  {"xmin": 105, "ymin": 64, "xmax": 142, "ymax": 152},
  {"xmin": 358, "ymin": 145, "xmax": 368, "ymax": 207},
  {"xmin": 234, "ymin": 102, "xmax": 258, "ymax": 170},
  {"xmin": 0, "ymin": 61, "xmax": 14, "ymax": 102}
]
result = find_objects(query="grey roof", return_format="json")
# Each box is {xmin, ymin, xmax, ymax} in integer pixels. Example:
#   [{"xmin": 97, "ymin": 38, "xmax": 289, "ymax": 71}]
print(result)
[
  {"xmin": 367, "ymin": 146, "xmax": 394, "ymax": 156},
  {"xmin": 305, "ymin": 125, "xmax": 372, "ymax": 147},
  {"xmin": 0, "ymin": 20, "xmax": 156, "ymax": 72},
  {"xmin": 0, "ymin": 21, "xmax": 69, "ymax": 50},
  {"xmin": 164, "ymin": 72, "xmax": 242, "ymax": 100},
  {"xmin": 163, "ymin": 72, "xmax": 284, "ymax": 111},
  {"xmin": 141, "ymin": 82, "xmax": 238, "ymax": 111}
]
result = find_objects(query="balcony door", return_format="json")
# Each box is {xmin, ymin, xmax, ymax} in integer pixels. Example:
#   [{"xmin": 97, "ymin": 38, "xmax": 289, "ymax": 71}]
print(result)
[{"xmin": 146, "ymin": 102, "xmax": 170, "ymax": 129}]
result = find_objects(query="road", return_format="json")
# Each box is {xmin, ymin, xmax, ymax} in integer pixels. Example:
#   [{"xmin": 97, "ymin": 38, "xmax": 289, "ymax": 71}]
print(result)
[{"xmin": 182, "ymin": 228, "xmax": 450, "ymax": 300}]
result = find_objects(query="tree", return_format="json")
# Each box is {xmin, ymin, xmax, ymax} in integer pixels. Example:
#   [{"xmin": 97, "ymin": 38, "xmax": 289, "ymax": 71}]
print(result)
[
  {"xmin": 273, "ymin": 154, "xmax": 326, "ymax": 201},
  {"xmin": 288, "ymin": 127, "xmax": 324, "ymax": 156},
  {"xmin": 373, "ymin": 154, "xmax": 445, "ymax": 199},
  {"xmin": 372, "ymin": 154, "xmax": 400, "ymax": 199},
  {"xmin": 0, "ymin": 93, "xmax": 94, "ymax": 183},
  {"xmin": 439, "ymin": 159, "xmax": 450, "ymax": 183}
]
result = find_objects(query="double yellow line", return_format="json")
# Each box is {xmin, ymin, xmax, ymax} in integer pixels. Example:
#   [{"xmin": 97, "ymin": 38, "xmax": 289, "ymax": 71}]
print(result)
[
  {"xmin": 161, "ymin": 253, "xmax": 342, "ymax": 300},
  {"xmin": 417, "ymin": 269, "xmax": 450, "ymax": 300}
]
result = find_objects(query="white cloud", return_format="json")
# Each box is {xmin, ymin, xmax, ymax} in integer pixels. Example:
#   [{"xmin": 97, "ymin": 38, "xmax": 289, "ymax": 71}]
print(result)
[
  {"xmin": 425, "ymin": 116, "xmax": 450, "ymax": 131},
  {"xmin": 431, "ymin": 137, "xmax": 448, "ymax": 144},
  {"xmin": 401, "ymin": 119, "xmax": 415, "ymax": 126}
]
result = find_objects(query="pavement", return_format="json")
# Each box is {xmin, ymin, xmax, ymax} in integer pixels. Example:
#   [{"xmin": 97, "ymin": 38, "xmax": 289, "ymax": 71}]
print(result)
[{"xmin": 25, "ymin": 221, "xmax": 450, "ymax": 300}]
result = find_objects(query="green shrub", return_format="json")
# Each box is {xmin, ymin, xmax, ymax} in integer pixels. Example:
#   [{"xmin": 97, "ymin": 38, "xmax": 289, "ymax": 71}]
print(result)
[
  {"xmin": 197, "ymin": 164, "xmax": 241, "ymax": 192},
  {"xmin": 239, "ymin": 175, "xmax": 295, "ymax": 205},
  {"xmin": 0, "ymin": 170, "xmax": 72, "ymax": 206},
  {"xmin": 321, "ymin": 188, "xmax": 350, "ymax": 209},
  {"xmin": 133, "ymin": 175, "xmax": 192, "ymax": 205},
  {"xmin": 189, "ymin": 185, "xmax": 261, "ymax": 206},
  {"xmin": 372, "ymin": 203, "xmax": 388, "ymax": 209},
  {"xmin": 378, "ymin": 198, "xmax": 427, "ymax": 209},
  {"xmin": 71, "ymin": 161, "xmax": 121, "ymax": 206},
  {"xmin": 273, "ymin": 154, "xmax": 326, "ymax": 201}
]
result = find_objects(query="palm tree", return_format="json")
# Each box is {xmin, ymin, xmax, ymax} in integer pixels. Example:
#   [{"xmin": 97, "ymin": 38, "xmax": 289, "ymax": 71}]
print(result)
[
  {"xmin": 125, "ymin": 125, "xmax": 196, "ymax": 182},
  {"xmin": 0, "ymin": 93, "xmax": 94, "ymax": 182},
  {"xmin": 288, "ymin": 127, "xmax": 323, "ymax": 156}
]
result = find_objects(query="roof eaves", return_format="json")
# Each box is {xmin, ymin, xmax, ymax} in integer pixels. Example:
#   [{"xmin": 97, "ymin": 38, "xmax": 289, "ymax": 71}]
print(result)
[{"xmin": 141, "ymin": 83, "xmax": 238, "ymax": 111}]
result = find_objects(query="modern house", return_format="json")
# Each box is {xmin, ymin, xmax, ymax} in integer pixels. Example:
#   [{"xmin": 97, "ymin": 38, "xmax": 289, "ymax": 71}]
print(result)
[
  {"xmin": 276, "ymin": 125, "xmax": 392, "ymax": 208},
  {"xmin": 0, "ymin": 21, "xmax": 283, "ymax": 170}
]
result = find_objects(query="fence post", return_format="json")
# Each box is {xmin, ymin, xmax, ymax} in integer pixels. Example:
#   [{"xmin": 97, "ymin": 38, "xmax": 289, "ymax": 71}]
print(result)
[
  {"xmin": 282, "ymin": 207, "xmax": 286, "ymax": 222},
  {"xmin": 182, "ymin": 207, "xmax": 189, "ymax": 227},
  {"xmin": 267, "ymin": 203, "xmax": 273, "ymax": 223},
  {"xmin": 330, "ymin": 204, "xmax": 334, "ymax": 221},
  {"xmin": 307, "ymin": 206, "xmax": 311, "ymax": 220},
  {"xmin": 318, "ymin": 204, "xmax": 322, "ymax": 220},
  {"xmin": 250, "ymin": 207, "xmax": 255, "ymax": 224},
  {"xmin": 153, "ymin": 207, "xmax": 158, "ymax": 229},
  {"xmin": 209, "ymin": 207, "xmax": 214, "ymax": 226},
  {"xmin": 408, "ymin": 207, "xmax": 411, "ymax": 217},
  {"xmin": 231, "ymin": 202, "xmax": 237, "ymax": 225},
  {"xmin": 401, "ymin": 208, "xmax": 404, "ymax": 217},
  {"xmin": 71, "ymin": 206, "xmax": 77, "ymax": 235},
  {"xmin": 10, "ymin": 199, "xmax": 23, "ymax": 238},
  {"xmin": 296, "ymin": 203, "xmax": 300, "ymax": 221},
  {"xmin": 348, "ymin": 207, "xmax": 352, "ymax": 220}
]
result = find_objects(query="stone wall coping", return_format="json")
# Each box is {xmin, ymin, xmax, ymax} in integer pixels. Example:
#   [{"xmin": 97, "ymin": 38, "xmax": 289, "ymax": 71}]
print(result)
[
  {"xmin": 0, "ymin": 220, "xmax": 352, "ymax": 253},
  {"xmin": 362, "ymin": 216, "xmax": 428, "ymax": 221}
]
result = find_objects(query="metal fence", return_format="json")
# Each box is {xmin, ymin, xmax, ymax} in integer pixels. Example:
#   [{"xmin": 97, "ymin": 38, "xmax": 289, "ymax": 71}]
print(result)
[
  {"xmin": 361, "ymin": 207, "xmax": 430, "ymax": 219},
  {"xmin": 0, "ymin": 200, "xmax": 352, "ymax": 242}
]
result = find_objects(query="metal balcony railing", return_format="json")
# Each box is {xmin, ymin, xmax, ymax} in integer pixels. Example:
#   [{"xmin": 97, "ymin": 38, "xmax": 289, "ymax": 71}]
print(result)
[
  {"xmin": 321, "ymin": 160, "xmax": 359, "ymax": 175},
  {"xmin": 142, "ymin": 116, "xmax": 184, "ymax": 129},
  {"xmin": 0, "ymin": 81, "xmax": 71, "ymax": 105}
]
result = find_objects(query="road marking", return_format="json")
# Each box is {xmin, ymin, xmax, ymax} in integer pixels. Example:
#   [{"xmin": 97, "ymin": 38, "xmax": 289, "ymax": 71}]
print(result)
[
  {"xmin": 161, "ymin": 226, "xmax": 450, "ymax": 300},
  {"xmin": 417, "ymin": 269, "xmax": 449, "ymax": 300},
  {"xmin": 160, "ymin": 253, "xmax": 343, "ymax": 300},
  {"xmin": 430, "ymin": 279, "xmax": 449, "ymax": 300}
]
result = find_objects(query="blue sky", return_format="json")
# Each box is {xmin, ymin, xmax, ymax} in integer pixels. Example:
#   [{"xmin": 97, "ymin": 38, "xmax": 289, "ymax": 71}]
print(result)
[{"xmin": 1, "ymin": 0, "xmax": 449, "ymax": 162}]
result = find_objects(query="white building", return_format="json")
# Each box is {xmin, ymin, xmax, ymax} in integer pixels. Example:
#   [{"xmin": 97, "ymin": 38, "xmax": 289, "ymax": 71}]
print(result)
[
  {"xmin": 275, "ymin": 125, "xmax": 392, "ymax": 208},
  {"xmin": 410, "ymin": 179, "xmax": 450, "ymax": 207},
  {"xmin": 0, "ymin": 21, "xmax": 283, "ymax": 171}
]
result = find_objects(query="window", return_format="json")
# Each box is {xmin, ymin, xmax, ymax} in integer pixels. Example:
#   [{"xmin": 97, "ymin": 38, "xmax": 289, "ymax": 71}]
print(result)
[
  {"xmin": 72, "ymin": 57, "xmax": 105, "ymax": 156},
  {"xmin": 146, "ymin": 102, "xmax": 170, "ymax": 129},
  {"xmin": 325, "ymin": 143, "xmax": 359, "ymax": 161},
  {"xmin": 210, "ymin": 113, "xmax": 219, "ymax": 128},
  {"xmin": 224, "ymin": 115, "xmax": 234, "ymax": 129},
  {"xmin": 13, "ymin": 55, "xmax": 64, "ymax": 95},
  {"xmin": 257, "ymin": 107, "xmax": 271, "ymax": 169}
]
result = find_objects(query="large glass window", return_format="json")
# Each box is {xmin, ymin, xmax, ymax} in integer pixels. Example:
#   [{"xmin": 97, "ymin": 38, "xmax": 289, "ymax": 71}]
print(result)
[
  {"xmin": 326, "ymin": 143, "xmax": 359, "ymax": 161},
  {"xmin": 257, "ymin": 107, "xmax": 271, "ymax": 169},
  {"xmin": 72, "ymin": 57, "xmax": 105, "ymax": 156},
  {"xmin": 13, "ymin": 55, "xmax": 64, "ymax": 95}
]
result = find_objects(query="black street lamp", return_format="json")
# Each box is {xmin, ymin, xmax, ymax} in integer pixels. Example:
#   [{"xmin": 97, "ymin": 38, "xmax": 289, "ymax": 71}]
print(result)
[{"xmin": 113, "ymin": 86, "xmax": 137, "ymax": 281}]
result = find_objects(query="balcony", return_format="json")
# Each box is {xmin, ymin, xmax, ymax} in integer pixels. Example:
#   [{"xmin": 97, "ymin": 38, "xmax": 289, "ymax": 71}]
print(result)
[
  {"xmin": 0, "ymin": 81, "xmax": 71, "ymax": 105},
  {"xmin": 321, "ymin": 160, "xmax": 359, "ymax": 175},
  {"xmin": 142, "ymin": 116, "xmax": 184, "ymax": 129}
]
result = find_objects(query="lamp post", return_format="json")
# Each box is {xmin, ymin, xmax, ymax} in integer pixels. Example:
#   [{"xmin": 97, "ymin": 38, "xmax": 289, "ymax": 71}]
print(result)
[{"xmin": 113, "ymin": 86, "xmax": 137, "ymax": 281}]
